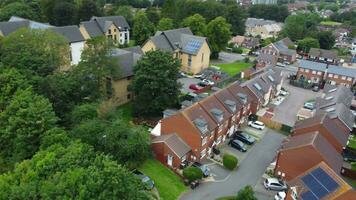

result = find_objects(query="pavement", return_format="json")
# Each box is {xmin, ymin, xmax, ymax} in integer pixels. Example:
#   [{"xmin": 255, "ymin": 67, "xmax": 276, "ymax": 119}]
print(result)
[
  {"xmin": 271, "ymin": 69, "xmax": 322, "ymax": 126},
  {"xmin": 180, "ymin": 129, "xmax": 285, "ymax": 200},
  {"xmin": 178, "ymin": 77, "xmax": 201, "ymax": 94},
  {"xmin": 210, "ymin": 52, "xmax": 244, "ymax": 64}
]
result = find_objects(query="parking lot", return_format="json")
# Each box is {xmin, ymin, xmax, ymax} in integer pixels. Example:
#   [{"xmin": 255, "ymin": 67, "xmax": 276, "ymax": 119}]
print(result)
[
  {"xmin": 271, "ymin": 71, "xmax": 322, "ymax": 126},
  {"xmin": 178, "ymin": 77, "xmax": 201, "ymax": 94}
]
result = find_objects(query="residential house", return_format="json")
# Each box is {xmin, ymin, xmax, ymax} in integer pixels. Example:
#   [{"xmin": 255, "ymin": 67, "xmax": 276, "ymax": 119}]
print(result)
[
  {"xmin": 141, "ymin": 28, "xmax": 211, "ymax": 74},
  {"xmin": 296, "ymin": 60, "xmax": 327, "ymax": 84},
  {"xmin": 252, "ymin": 0, "xmax": 277, "ymax": 5},
  {"xmin": 308, "ymin": 48, "xmax": 339, "ymax": 64},
  {"xmin": 351, "ymin": 38, "xmax": 356, "ymax": 55},
  {"xmin": 199, "ymin": 96, "xmax": 233, "ymax": 144},
  {"xmin": 214, "ymin": 89, "xmax": 244, "ymax": 136},
  {"xmin": 259, "ymin": 38, "xmax": 297, "ymax": 64},
  {"xmin": 260, "ymin": 68, "xmax": 283, "ymax": 97},
  {"xmin": 151, "ymin": 133, "xmax": 191, "ymax": 169},
  {"xmin": 287, "ymin": 1, "xmax": 309, "ymax": 12},
  {"xmin": 245, "ymin": 18, "xmax": 282, "ymax": 39},
  {"xmin": 292, "ymin": 113, "xmax": 349, "ymax": 153},
  {"xmin": 108, "ymin": 47, "xmax": 142, "ymax": 105},
  {"xmin": 285, "ymin": 162, "xmax": 355, "ymax": 200},
  {"xmin": 160, "ymin": 103, "xmax": 218, "ymax": 162},
  {"xmin": 226, "ymin": 82, "xmax": 255, "ymax": 117},
  {"xmin": 242, "ymin": 78, "xmax": 272, "ymax": 107},
  {"xmin": 256, "ymin": 53, "xmax": 278, "ymax": 68},
  {"xmin": 316, "ymin": 104, "xmax": 354, "ymax": 133},
  {"xmin": 229, "ymin": 35, "xmax": 260, "ymax": 49},
  {"xmin": 0, "ymin": 16, "xmax": 85, "ymax": 66},
  {"xmin": 326, "ymin": 65, "xmax": 356, "ymax": 87},
  {"xmin": 275, "ymin": 131, "xmax": 343, "ymax": 181},
  {"xmin": 79, "ymin": 16, "xmax": 130, "ymax": 45}
]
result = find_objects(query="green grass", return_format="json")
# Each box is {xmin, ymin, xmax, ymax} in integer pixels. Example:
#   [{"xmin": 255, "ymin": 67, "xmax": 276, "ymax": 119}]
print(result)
[
  {"xmin": 320, "ymin": 21, "xmax": 342, "ymax": 26},
  {"xmin": 215, "ymin": 62, "xmax": 253, "ymax": 76},
  {"xmin": 348, "ymin": 135, "xmax": 356, "ymax": 149},
  {"xmin": 139, "ymin": 159, "xmax": 187, "ymax": 200}
]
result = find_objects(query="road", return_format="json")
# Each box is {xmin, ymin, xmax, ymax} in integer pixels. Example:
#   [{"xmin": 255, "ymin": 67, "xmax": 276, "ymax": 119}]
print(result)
[{"xmin": 180, "ymin": 129, "xmax": 285, "ymax": 200}]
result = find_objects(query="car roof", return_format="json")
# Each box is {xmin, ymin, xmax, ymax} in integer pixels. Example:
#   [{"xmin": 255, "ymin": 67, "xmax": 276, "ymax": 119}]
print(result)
[
  {"xmin": 255, "ymin": 121, "xmax": 264, "ymax": 125},
  {"xmin": 267, "ymin": 178, "xmax": 280, "ymax": 183}
]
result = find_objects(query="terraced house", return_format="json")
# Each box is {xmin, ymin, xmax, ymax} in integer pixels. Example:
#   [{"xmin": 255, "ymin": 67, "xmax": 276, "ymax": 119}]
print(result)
[{"xmin": 141, "ymin": 28, "xmax": 211, "ymax": 74}]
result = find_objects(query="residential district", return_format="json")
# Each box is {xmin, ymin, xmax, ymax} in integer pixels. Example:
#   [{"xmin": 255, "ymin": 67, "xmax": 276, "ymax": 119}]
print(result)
[{"xmin": 0, "ymin": 0, "xmax": 356, "ymax": 200}]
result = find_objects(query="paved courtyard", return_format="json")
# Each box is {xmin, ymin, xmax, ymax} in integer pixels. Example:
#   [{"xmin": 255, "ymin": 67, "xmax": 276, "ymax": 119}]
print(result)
[
  {"xmin": 211, "ymin": 52, "xmax": 244, "ymax": 65},
  {"xmin": 271, "ymin": 71, "xmax": 322, "ymax": 126},
  {"xmin": 180, "ymin": 129, "xmax": 285, "ymax": 200}
]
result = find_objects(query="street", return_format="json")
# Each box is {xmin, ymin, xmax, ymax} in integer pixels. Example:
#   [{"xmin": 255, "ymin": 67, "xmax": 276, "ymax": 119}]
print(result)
[{"xmin": 180, "ymin": 129, "xmax": 285, "ymax": 200}]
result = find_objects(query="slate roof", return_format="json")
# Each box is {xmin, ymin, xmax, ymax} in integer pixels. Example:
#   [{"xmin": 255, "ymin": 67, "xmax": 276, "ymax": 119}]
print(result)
[
  {"xmin": 81, "ymin": 16, "xmax": 130, "ymax": 38},
  {"xmin": 199, "ymin": 95, "xmax": 232, "ymax": 124},
  {"xmin": 182, "ymin": 103, "xmax": 217, "ymax": 136},
  {"xmin": 123, "ymin": 46, "xmax": 144, "ymax": 55},
  {"xmin": 152, "ymin": 133, "xmax": 191, "ymax": 158},
  {"xmin": 273, "ymin": 38, "xmax": 296, "ymax": 56},
  {"xmin": 80, "ymin": 21, "xmax": 103, "ymax": 37},
  {"xmin": 111, "ymin": 48, "xmax": 142, "ymax": 79},
  {"xmin": 50, "ymin": 26, "xmax": 85, "ymax": 43},
  {"xmin": 298, "ymin": 60, "xmax": 328, "ymax": 71},
  {"xmin": 327, "ymin": 65, "xmax": 356, "ymax": 78},
  {"xmin": 0, "ymin": 20, "xmax": 28, "ymax": 36},
  {"xmin": 149, "ymin": 28, "xmax": 207, "ymax": 55},
  {"xmin": 316, "ymin": 85, "xmax": 353, "ymax": 109},
  {"xmin": 214, "ymin": 88, "xmax": 243, "ymax": 114},
  {"xmin": 309, "ymin": 48, "xmax": 338, "ymax": 60},
  {"xmin": 317, "ymin": 103, "xmax": 354, "ymax": 131},
  {"xmin": 245, "ymin": 18, "xmax": 278, "ymax": 27}
]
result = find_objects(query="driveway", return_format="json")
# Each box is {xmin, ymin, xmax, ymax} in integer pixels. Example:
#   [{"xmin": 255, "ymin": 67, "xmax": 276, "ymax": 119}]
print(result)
[
  {"xmin": 271, "ymin": 72, "xmax": 322, "ymax": 126},
  {"xmin": 180, "ymin": 129, "xmax": 285, "ymax": 200},
  {"xmin": 178, "ymin": 77, "xmax": 201, "ymax": 94},
  {"xmin": 211, "ymin": 52, "xmax": 244, "ymax": 65}
]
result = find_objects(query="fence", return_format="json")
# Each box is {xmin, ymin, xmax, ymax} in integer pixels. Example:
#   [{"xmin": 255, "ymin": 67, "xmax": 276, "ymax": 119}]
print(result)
[
  {"xmin": 258, "ymin": 115, "xmax": 292, "ymax": 135},
  {"xmin": 289, "ymin": 79, "xmax": 314, "ymax": 89}
]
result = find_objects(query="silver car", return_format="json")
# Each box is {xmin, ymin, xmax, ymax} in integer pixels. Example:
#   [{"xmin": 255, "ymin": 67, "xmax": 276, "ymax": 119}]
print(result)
[{"xmin": 264, "ymin": 178, "xmax": 287, "ymax": 191}]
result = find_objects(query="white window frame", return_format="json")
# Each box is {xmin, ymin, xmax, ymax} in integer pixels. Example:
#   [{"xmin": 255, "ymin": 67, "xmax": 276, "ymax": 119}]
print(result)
[
  {"xmin": 200, "ymin": 148, "xmax": 206, "ymax": 159},
  {"xmin": 202, "ymin": 137, "xmax": 207, "ymax": 146}
]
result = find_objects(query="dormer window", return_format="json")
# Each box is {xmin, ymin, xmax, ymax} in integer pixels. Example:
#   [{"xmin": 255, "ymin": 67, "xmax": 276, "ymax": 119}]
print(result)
[
  {"xmin": 325, "ymin": 96, "xmax": 334, "ymax": 100},
  {"xmin": 194, "ymin": 118, "xmax": 208, "ymax": 134},
  {"xmin": 268, "ymin": 75, "xmax": 274, "ymax": 82},
  {"xmin": 211, "ymin": 108, "xmax": 224, "ymax": 123},
  {"xmin": 328, "ymin": 88, "xmax": 337, "ymax": 93},
  {"xmin": 254, "ymin": 83, "xmax": 262, "ymax": 91},
  {"xmin": 224, "ymin": 100, "xmax": 236, "ymax": 113},
  {"xmin": 325, "ymin": 107, "xmax": 336, "ymax": 112},
  {"xmin": 237, "ymin": 93, "xmax": 247, "ymax": 104}
]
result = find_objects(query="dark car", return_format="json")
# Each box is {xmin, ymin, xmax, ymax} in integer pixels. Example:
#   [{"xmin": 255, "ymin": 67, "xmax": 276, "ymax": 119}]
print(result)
[
  {"xmin": 312, "ymin": 86, "xmax": 320, "ymax": 92},
  {"xmin": 133, "ymin": 170, "xmax": 155, "ymax": 190},
  {"xmin": 228, "ymin": 139, "xmax": 247, "ymax": 152},
  {"xmin": 233, "ymin": 132, "xmax": 255, "ymax": 145},
  {"xmin": 343, "ymin": 148, "xmax": 356, "ymax": 162},
  {"xmin": 192, "ymin": 162, "xmax": 210, "ymax": 177},
  {"xmin": 198, "ymin": 81, "xmax": 209, "ymax": 87}
]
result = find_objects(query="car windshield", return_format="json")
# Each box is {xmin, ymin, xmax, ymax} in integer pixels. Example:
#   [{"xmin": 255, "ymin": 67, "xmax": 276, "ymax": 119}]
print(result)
[
  {"xmin": 242, "ymin": 133, "xmax": 250, "ymax": 139},
  {"xmin": 278, "ymin": 180, "xmax": 284, "ymax": 185},
  {"xmin": 235, "ymin": 140, "xmax": 243, "ymax": 146},
  {"xmin": 255, "ymin": 121, "xmax": 263, "ymax": 125}
]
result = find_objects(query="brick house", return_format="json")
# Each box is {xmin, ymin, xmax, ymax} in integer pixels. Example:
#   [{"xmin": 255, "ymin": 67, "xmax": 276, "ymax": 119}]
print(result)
[
  {"xmin": 326, "ymin": 65, "xmax": 356, "ymax": 87},
  {"xmin": 256, "ymin": 53, "xmax": 278, "ymax": 68},
  {"xmin": 152, "ymin": 134, "xmax": 191, "ymax": 169},
  {"xmin": 316, "ymin": 104, "xmax": 354, "ymax": 133},
  {"xmin": 308, "ymin": 48, "xmax": 339, "ymax": 64},
  {"xmin": 285, "ymin": 162, "xmax": 354, "ymax": 200},
  {"xmin": 260, "ymin": 69, "xmax": 283, "ymax": 97},
  {"xmin": 242, "ymin": 78, "xmax": 272, "ymax": 107},
  {"xmin": 226, "ymin": 82, "xmax": 256, "ymax": 115},
  {"xmin": 275, "ymin": 131, "xmax": 343, "ymax": 181},
  {"xmin": 259, "ymin": 38, "xmax": 297, "ymax": 64},
  {"xmin": 296, "ymin": 60, "xmax": 327, "ymax": 84},
  {"xmin": 199, "ymin": 96, "xmax": 233, "ymax": 145},
  {"xmin": 292, "ymin": 113, "xmax": 349, "ymax": 153}
]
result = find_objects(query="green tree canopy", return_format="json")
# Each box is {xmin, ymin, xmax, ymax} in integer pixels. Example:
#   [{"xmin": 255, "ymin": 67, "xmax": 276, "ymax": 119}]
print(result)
[
  {"xmin": 131, "ymin": 50, "xmax": 181, "ymax": 117},
  {"xmin": 145, "ymin": 7, "xmax": 161, "ymax": 25},
  {"xmin": 0, "ymin": 28, "xmax": 69, "ymax": 78},
  {"xmin": 52, "ymin": 1, "xmax": 77, "ymax": 25},
  {"xmin": 0, "ymin": 2, "xmax": 39, "ymax": 21},
  {"xmin": 236, "ymin": 185, "xmax": 258, "ymax": 200},
  {"xmin": 317, "ymin": 31, "xmax": 336, "ymax": 50},
  {"xmin": 248, "ymin": 4, "xmax": 289, "ymax": 22},
  {"xmin": 115, "ymin": 5, "xmax": 134, "ymax": 26},
  {"xmin": 0, "ymin": 88, "xmax": 57, "ymax": 172},
  {"xmin": 281, "ymin": 13, "xmax": 321, "ymax": 41},
  {"xmin": 0, "ymin": 140, "xmax": 151, "ymax": 199},
  {"xmin": 225, "ymin": 4, "xmax": 247, "ymax": 35},
  {"xmin": 181, "ymin": 14, "xmax": 207, "ymax": 36},
  {"xmin": 157, "ymin": 17, "xmax": 175, "ymax": 31},
  {"xmin": 206, "ymin": 16, "xmax": 232, "ymax": 58},
  {"xmin": 132, "ymin": 10, "xmax": 155, "ymax": 45},
  {"xmin": 77, "ymin": 0, "xmax": 102, "ymax": 21},
  {"xmin": 297, "ymin": 37, "xmax": 320, "ymax": 53}
]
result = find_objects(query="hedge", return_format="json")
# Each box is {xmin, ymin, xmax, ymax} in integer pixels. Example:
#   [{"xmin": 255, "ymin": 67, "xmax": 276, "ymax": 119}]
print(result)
[
  {"xmin": 223, "ymin": 153, "xmax": 238, "ymax": 170},
  {"xmin": 183, "ymin": 167, "xmax": 203, "ymax": 182}
]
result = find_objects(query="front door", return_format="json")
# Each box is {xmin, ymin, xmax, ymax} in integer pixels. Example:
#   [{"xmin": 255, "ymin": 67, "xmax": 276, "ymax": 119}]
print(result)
[{"xmin": 167, "ymin": 154, "xmax": 173, "ymax": 166}]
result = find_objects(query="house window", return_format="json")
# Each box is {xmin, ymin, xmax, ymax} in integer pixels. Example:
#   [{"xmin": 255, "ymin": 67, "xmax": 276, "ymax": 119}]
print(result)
[
  {"xmin": 342, "ymin": 76, "xmax": 346, "ymax": 80},
  {"xmin": 106, "ymin": 77, "xmax": 113, "ymax": 98},
  {"xmin": 200, "ymin": 148, "xmax": 206, "ymax": 159},
  {"xmin": 188, "ymin": 55, "xmax": 192, "ymax": 67},
  {"xmin": 305, "ymin": 69, "xmax": 309, "ymax": 73},
  {"xmin": 317, "ymin": 71, "xmax": 322, "ymax": 75},
  {"xmin": 181, "ymin": 155, "xmax": 186, "ymax": 162},
  {"xmin": 202, "ymin": 137, "xmax": 207, "ymax": 146},
  {"xmin": 114, "ymin": 35, "xmax": 117, "ymax": 41},
  {"xmin": 218, "ymin": 126, "xmax": 223, "ymax": 133},
  {"xmin": 202, "ymin": 53, "xmax": 204, "ymax": 62},
  {"xmin": 347, "ymin": 77, "xmax": 352, "ymax": 81},
  {"xmin": 312, "ymin": 70, "xmax": 316, "ymax": 74},
  {"xmin": 108, "ymin": 29, "xmax": 111, "ymax": 34},
  {"xmin": 114, "ymin": 29, "xmax": 116, "ymax": 32},
  {"xmin": 127, "ymin": 94, "xmax": 131, "ymax": 99},
  {"xmin": 334, "ymin": 74, "xmax": 338, "ymax": 78},
  {"xmin": 328, "ymin": 74, "xmax": 333, "ymax": 78},
  {"xmin": 69, "ymin": 49, "xmax": 73, "ymax": 61}
]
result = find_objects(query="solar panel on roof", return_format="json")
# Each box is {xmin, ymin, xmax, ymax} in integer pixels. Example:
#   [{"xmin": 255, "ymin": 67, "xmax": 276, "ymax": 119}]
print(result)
[
  {"xmin": 301, "ymin": 191, "xmax": 318, "ymax": 200},
  {"xmin": 302, "ymin": 174, "xmax": 328, "ymax": 198},
  {"xmin": 311, "ymin": 168, "xmax": 339, "ymax": 192},
  {"xmin": 185, "ymin": 40, "xmax": 202, "ymax": 53}
]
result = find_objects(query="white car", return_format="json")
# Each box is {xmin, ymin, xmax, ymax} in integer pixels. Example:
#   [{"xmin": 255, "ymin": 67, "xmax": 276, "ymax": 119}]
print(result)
[
  {"xmin": 248, "ymin": 121, "xmax": 265, "ymax": 130},
  {"xmin": 202, "ymin": 79, "xmax": 214, "ymax": 86},
  {"xmin": 275, "ymin": 191, "xmax": 286, "ymax": 200},
  {"xmin": 264, "ymin": 178, "xmax": 288, "ymax": 191}
]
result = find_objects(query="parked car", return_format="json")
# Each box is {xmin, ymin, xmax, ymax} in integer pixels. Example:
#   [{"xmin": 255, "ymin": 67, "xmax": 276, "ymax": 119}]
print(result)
[
  {"xmin": 303, "ymin": 102, "xmax": 315, "ymax": 110},
  {"xmin": 275, "ymin": 191, "xmax": 286, "ymax": 200},
  {"xmin": 283, "ymin": 61, "xmax": 290, "ymax": 65},
  {"xmin": 178, "ymin": 71, "xmax": 188, "ymax": 78},
  {"xmin": 276, "ymin": 62, "xmax": 286, "ymax": 67},
  {"xmin": 133, "ymin": 170, "xmax": 155, "ymax": 190},
  {"xmin": 312, "ymin": 86, "xmax": 320, "ymax": 92},
  {"xmin": 343, "ymin": 148, "xmax": 356, "ymax": 162},
  {"xmin": 189, "ymin": 84, "xmax": 204, "ymax": 91},
  {"xmin": 233, "ymin": 132, "xmax": 255, "ymax": 145},
  {"xmin": 279, "ymin": 88, "xmax": 288, "ymax": 96},
  {"xmin": 248, "ymin": 121, "xmax": 265, "ymax": 130},
  {"xmin": 198, "ymin": 81, "xmax": 209, "ymax": 87},
  {"xmin": 228, "ymin": 139, "xmax": 247, "ymax": 152},
  {"xmin": 194, "ymin": 73, "xmax": 206, "ymax": 80},
  {"xmin": 192, "ymin": 162, "xmax": 210, "ymax": 177},
  {"xmin": 264, "ymin": 178, "xmax": 288, "ymax": 191},
  {"xmin": 202, "ymin": 79, "xmax": 214, "ymax": 86}
]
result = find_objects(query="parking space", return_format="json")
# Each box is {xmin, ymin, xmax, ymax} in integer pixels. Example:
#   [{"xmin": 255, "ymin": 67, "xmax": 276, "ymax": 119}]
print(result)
[{"xmin": 178, "ymin": 77, "xmax": 200, "ymax": 94}]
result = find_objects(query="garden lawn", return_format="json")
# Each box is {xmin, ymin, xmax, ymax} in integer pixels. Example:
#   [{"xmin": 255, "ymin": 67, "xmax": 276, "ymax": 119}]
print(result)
[
  {"xmin": 347, "ymin": 135, "xmax": 356, "ymax": 149},
  {"xmin": 320, "ymin": 21, "xmax": 342, "ymax": 26},
  {"xmin": 140, "ymin": 159, "xmax": 187, "ymax": 200},
  {"xmin": 216, "ymin": 62, "xmax": 253, "ymax": 76}
]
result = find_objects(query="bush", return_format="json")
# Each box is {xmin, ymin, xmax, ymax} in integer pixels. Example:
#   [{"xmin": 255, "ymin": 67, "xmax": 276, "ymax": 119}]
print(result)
[
  {"xmin": 223, "ymin": 153, "xmax": 238, "ymax": 170},
  {"xmin": 280, "ymin": 124, "xmax": 292, "ymax": 134},
  {"xmin": 183, "ymin": 167, "xmax": 203, "ymax": 182},
  {"xmin": 232, "ymin": 47, "xmax": 243, "ymax": 54}
]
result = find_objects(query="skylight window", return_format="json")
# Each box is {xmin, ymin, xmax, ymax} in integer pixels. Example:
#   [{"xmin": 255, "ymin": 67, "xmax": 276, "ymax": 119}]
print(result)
[
  {"xmin": 328, "ymin": 88, "xmax": 337, "ymax": 93},
  {"xmin": 268, "ymin": 75, "xmax": 275, "ymax": 82},
  {"xmin": 325, "ymin": 96, "xmax": 334, "ymax": 100},
  {"xmin": 194, "ymin": 118, "xmax": 208, "ymax": 134},
  {"xmin": 253, "ymin": 83, "xmax": 262, "ymax": 91},
  {"xmin": 325, "ymin": 107, "xmax": 336, "ymax": 112},
  {"xmin": 211, "ymin": 108, "xmax": 224, "ymax": 123}
]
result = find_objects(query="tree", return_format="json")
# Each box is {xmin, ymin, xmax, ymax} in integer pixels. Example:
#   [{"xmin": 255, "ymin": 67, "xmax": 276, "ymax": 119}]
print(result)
[
  {"xmin": 206, "ymin": 17, "xmax": 232, "ymax": 58},
  {"xmin": 0, "ymin": 68, "xmax": 30, "ymax": 111},
  {"xmin": 157, "ymin": 18, "xmax": 175, "ymax": 31},
  {"xmin": 161, "ymin": 0, "xmax": 177, "ymax": 20},
  {"xmin": 248, "ymin": 4, "xmax": 289, "ymax": 22},
  {"xmin": 183, "ymin": 167, "xmax": 203, "ymax": 182},
  {"xmin": 115, "ymin": 5, "xmax": 134, "ymax": 26},
  {"xmin": 0, "ymin": 88, "xmax": 57, "ymax": 172},
  {"xmin": 0, "ymin": 2, "xmax": 39, "ymax": 21},
  {"xmin": 181, "ymin": 14, "xmax": 207, "ymax": 36},
  {"xmin": 77, "ymin": 0, "xmax": 102, "ymax": 21},
  {"xmin": 281, "ymin": 13, "xmax": 321, "ymax": 41},
  {"xmin": 223, "ymin": 153, "xmax": 238, "ymax": 170},
  {"xmin": 0, "ymin": 28, "xmax": 69, "ymax": 78},
  {"xmin": 69, "ymin": 103, "xmax": 99, "ymax": 126},
  {"xmin": 145, "ymin": 7, "xmax": 161, "ymax": 25},
  {"xmin": 297, "ymin": 37, "xmax": 320, "ymax": 53},
  {"xmin": 131, "ymin": 50, "xmax": 181, "ymax": 117},
  {"xmin": 236, "ymin": 185, "xmax": 258, "ymax": 200},
  {"xmin": 0, "ymin": 140, "xmax": 151, "ymax": 199},
  {"xmin": 52, "ymin": 1, "xmax": 77, "ymax": 25},
  {"xmin": 317, "ymin": 31, "xmax": 336, "ymax": 50},
  {"xmin": 133, "ymin": 11, "xmax": 155, "ymax": 45},
  {"xmin": 225, "ymin": 4, "xmax": 247, "ymax": 35}
]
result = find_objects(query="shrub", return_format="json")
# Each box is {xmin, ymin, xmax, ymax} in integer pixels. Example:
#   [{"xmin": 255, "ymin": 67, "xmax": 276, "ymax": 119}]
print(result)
[
  {"xmin": 183, "ymin": 167, "xmax": 203, "ymax": 182},
  {"xmin": 223, "ymin": 153, "xmax": 238, "ymax": 170},
  {"xmin": 280, "ymin": 124, "xmax": 292, "ymax": 134},
  {"xmin": 232, "ymin": 47, "xmax": 243, "ymax": 54}
]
